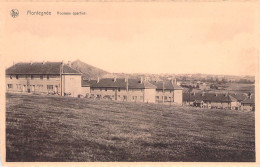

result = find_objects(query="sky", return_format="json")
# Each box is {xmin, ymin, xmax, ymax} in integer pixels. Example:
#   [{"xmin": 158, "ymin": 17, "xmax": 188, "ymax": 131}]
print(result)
[{"xmin": 1, "ymin": 2, "xmax": 259, "ymax": 76}]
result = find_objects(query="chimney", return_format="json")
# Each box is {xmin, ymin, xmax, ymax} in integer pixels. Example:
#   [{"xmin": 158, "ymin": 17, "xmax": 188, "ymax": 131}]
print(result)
[
  {"xmin": 114, "ymin": 77, "xmax": 117, "ymax": 82},
  {"xmin": 124, "ymin": 77, "xmax": 128, "ymax": 82},
  {"xmin": 42, "ymin": 61, "xmax": 45, "ymax": 64},
  {"xmin": 140, "ymin": 77, "xmax": 143, "ymax": 83},
  {"xmin": 215, "ymin": 94, "xmax": 218, "ymax": 97},
  {"xmin": 68, "ymin": 61, "xmax": 71, "ymax": 67},
  {"xmin": 202, "ymin": 92, "xmax": 205, "ymax": 96},
  {"xmin": 62, "ymin": 60, "xmax": 64, "ymax": 65},
  {"xmin": 30, "ymin": 61, "xmax": 33, "ymax": 65},
  {"xmin": 97, "ymin": 77, "xmax": 100, "ymax": 83},
  {"xmin": 174, "ymin": 78, "xmax": 177, "ymax": 84},
  {"xmin": 193, "ymin": 92, "xmax": 195, "ymax": 96}
]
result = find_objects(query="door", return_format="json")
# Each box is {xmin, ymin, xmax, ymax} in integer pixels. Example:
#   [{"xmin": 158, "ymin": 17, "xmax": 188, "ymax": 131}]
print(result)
[{"xmin": 54, "ymin": 86, "xmax": 58, "ymax": 94}]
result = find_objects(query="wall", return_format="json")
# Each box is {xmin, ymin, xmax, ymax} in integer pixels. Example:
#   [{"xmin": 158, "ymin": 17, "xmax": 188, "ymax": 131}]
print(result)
[
  {"xmin": 81, "ymin": 86, "xmax": 90, "ymax": 97},
  {"xmin": 174, "ymin": 90, "xmax": 183, "ymax": 105},
  {"xmin": 6, "ymin": 74, "xmax": 60, "ymax": 94},
  {"xmin": 62, "ymin": 74, "xmax": 82, "ymax": 97},
  {"xmin": 155, "ymin": 90, "xmax": 173, "ymax": 103},
  {"xmin": 144, "ymin": 88, "xmax": 156, "ymax": 103},
  {"xmin": 241, "ymin": 104, "xmax": 254, "ymax": 111}
]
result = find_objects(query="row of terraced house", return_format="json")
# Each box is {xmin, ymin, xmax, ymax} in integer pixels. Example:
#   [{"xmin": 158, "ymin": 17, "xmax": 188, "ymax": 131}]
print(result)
[
  {"xmin": 6, "ymin": 61, "xmax": 183, "ymax": 105},
  {"xmin": 183, "ymin": 92, "xmax": 255, "ymax": 111}
]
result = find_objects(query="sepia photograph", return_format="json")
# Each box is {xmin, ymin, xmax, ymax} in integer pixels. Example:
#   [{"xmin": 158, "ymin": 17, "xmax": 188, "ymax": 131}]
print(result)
[{"xmin": 0, "ymin": 1, "xmax": 259, "ymax": 165}]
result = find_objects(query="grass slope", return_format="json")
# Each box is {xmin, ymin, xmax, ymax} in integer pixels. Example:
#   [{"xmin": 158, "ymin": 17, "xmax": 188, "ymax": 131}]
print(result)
[{"xmin": 6, "ymin": 93, "xmax": 255, "ymax": 162}]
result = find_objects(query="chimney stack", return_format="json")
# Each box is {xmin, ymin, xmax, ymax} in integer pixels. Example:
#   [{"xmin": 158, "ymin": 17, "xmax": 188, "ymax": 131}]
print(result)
[
  {"xmin": 215, "ymin": 93, "xmax": 218, "ymax": 97},
  {"xmin": 124, "ymin": 77, "xmax": 128, "ymax": 82},
  {"xmin": 140, "ymin": 77, "xmax": 143, "ymax": 83},
  {"xmin": 68, "ymin": 61, "xmax": 71, "ymax": 67},
  {"xmin": 97, "ymin": 77, "xmax": 100, "ymax": 83},
  {"xmin": 30, "ymin": 61, "xmax": 33, "ymax": 65},
  {"xmin": 202, "ymin": 92, "xmax": 205, "ymax": 96},
  {"xmin": 42, "ymin": 61, "xmax": 45, "ymax": 64},
  {"xmin": 114, "ymin": 77, "xmax": 117, "ymax": 82}
]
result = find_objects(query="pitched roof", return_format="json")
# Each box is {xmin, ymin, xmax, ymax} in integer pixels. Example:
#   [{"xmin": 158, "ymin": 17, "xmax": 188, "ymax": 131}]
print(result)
[
  {"xmin": 150, "ymin": 80, "xmax": 183, "ymax": 90},
  {"xmin": 241, "ymin": 95, "xmax": 255, "ymax": 104},
  {"xmin": 229, "ymin": 93, "xmax": 247, "ymax": 102},
  {"xmin": 6, "ymin": 62, "xmax": 81, "ymax": 75},
  {"xmin": 90, "ymin": 78, "xmax": 157, "ymax": 89},
  {"xmin": 183, "ymin": 92, "xmax": 237, "ymax": 102},
  {"xmin": 91, "ymin": 78, "xmax": 127, "ymax": 88},
  {"xmin": 82, "ymin": 79, "xmax": 97, "ymax": 87}
]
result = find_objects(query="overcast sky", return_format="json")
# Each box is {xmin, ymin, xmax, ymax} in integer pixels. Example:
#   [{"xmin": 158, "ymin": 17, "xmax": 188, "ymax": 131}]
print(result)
[{"xmin": 2, "ymin": 2, "xmax": 258, "ymax": 76}]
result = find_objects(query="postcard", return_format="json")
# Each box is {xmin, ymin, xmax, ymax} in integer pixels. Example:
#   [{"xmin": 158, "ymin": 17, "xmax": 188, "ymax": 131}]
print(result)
[{"xmin": 0, "ymin": 1, "xmax": 259, "ymax": 167}]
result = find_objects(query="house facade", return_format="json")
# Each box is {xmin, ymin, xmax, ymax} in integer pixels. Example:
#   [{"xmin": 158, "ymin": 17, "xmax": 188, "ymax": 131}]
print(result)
[
  {"xmin": 183, "ymin": 92, "xmax": 238, "ymax": 109},
  {"xmin": 241, "ymin": 95, "xmax": 255, "ymax": 111},
  {"xmin": 150, "ymin": 80, "xmax": 183, "ymax": 105},
  {"xmin": 81, "ymin": 77, "xmax": 183, "ymax": 104},
  {"xmin": 6, "ymin": 62, "xmax": 82, "ymax": 97},
  {"xmin": 86, "ymin": 78, "xmax": 157, "ymax": 103}
]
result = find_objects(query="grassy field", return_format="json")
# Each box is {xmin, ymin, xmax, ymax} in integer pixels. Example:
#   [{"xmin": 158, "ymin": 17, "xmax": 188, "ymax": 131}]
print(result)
[{"xmin": 6, "ymin": 93, "xmax": 255, "ymax": 162}]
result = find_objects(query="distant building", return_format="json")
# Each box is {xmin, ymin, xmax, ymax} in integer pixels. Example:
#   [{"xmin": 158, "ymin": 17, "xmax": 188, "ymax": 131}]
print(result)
[
  {"xmin": 183, "ymin": 92, "xmax": 238, "ymax": 109},
  {"xmin": 241, "ymin": 95, "xmax": 255, "ymax": 111},
  {"xmin": 229, "ymin": 93, "xmax": 247, "ymax": 110},
  {"xmin": 6, "ymin": 62, "xmax": 82, "ymax": 97}
]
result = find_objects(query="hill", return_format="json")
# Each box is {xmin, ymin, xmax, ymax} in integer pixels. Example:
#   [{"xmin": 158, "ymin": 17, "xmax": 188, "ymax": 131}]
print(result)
[
  {"xmin": 6, "ymin": 93, "xmax": 255, "ymax": 162},
  {"xmin": 71, "ymin": 59, "xmax": 109, "ymax": 79}
]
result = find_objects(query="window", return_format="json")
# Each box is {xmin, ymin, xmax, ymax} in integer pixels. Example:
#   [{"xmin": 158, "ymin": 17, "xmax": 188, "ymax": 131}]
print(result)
[
  {"xmin": 105, "ymin": 88, "xmax": 107, "ymax": 91},
  {"xmin": 100, "ymin": 88, "xmax": 102, "ymax": 91},
  {"xmin": 31, "ymin": 75, "xmax": 34, "ymax": 80},
  {"xmin": 118, "ymin": 88, "xmax": 121, "ymax": 92},
  {"xmin": 16, "ymin": 75, "xmax": 19, "ymax": 79},
  {"xmin": 164, "ymin": 96, "xmax": 167, "ymax": 100},
  {"xmin": 156, "ymin": 96, "xmax": 159, "ymax": 100},
  {"xmin": 91, "ymin": 88, "xmax": 94, "ymax": 91},
  {"xmin": 9, "ymin": 75, "xmax": 12, "ymax": 79},
  {"xmin": 40, "ymin": 75, "xmax": 43, "ymax": 80},
  {"xmin": 7, "ymin": 84, "xmax": 13, "ymax": 89},
  {"xmin": 37, "ymin": 85, "xmax": 43, "ymax": 90},
  {"xmin": 47, "ymin": 85, "xmax": 53, "ymax": 90},
  {"xmin": 47, "ymin": 75, "xmax": 50, "ymax": 80}
]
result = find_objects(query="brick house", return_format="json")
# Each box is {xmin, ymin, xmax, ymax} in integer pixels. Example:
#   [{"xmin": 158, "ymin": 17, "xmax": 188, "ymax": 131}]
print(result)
[{"xmin": 6, "ymin": 62, "xmax": 82, "ymax": 97}]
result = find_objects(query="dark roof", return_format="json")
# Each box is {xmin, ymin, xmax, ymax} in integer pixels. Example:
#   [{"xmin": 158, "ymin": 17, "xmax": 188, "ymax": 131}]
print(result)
[
  {"xmin": 241, "ymin": 95, "xmax": 255, "ymax": 104},
  {"xmin": 90, "ymin": 78, "xmax": 157, "ymax": 89},
  {"xmin": 183, "ymin": 92, "xmax": 237, "ymax": 102},
  {"xmin": 150, "ymin": 80, "xmax": 183, "ymax": 90},
  {"xmin": 82, "ymin": 80, "xmax": 97, "ymax": 87},
  {"xmin": 128, "ymin": 79, "xmax": 157, "ymax": 89},
  {"xmin": 229, "ymin": 93, "xmax": 247, "ymax": 102},
  {"xmin": 6, "ymin": 62, "xmax": 81, "ymax": 75}
]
